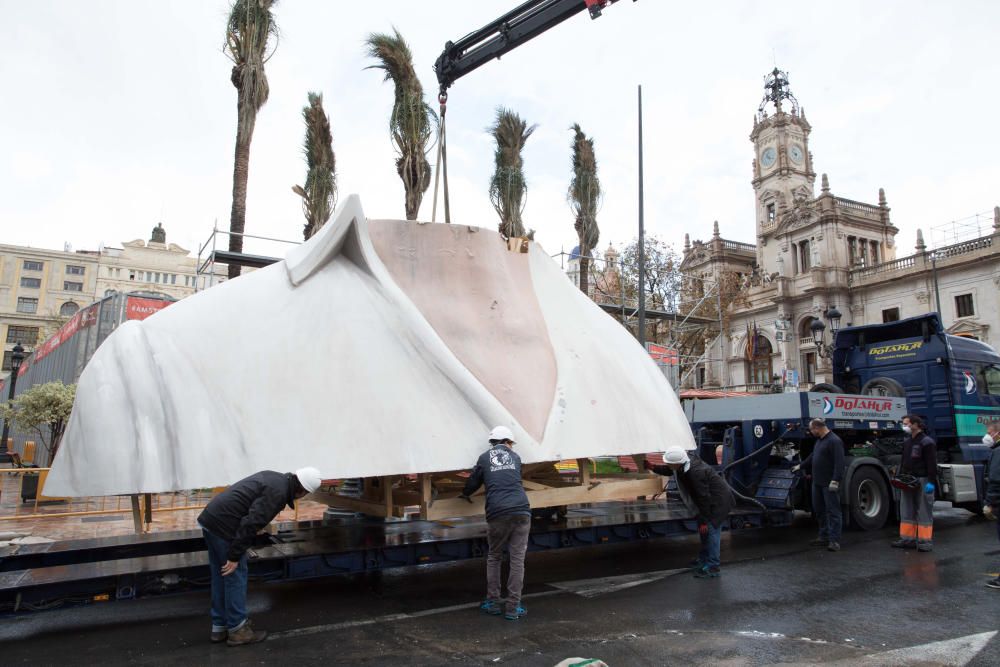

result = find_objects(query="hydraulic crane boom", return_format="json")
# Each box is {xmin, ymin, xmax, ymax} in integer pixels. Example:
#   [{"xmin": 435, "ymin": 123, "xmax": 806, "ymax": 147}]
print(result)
[{"xmin": 434, "ymin": 0, "xmax": 634, "ymax": 95}]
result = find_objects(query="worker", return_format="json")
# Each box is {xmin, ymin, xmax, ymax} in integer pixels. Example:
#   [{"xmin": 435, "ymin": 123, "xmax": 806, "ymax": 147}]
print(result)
[
  {"xmin": 793, "ymin": 418, "xmax": 846, "ymax": 552},
  {"xmin": 892, "ymin": 414, "xmax": 938, "ymax": 552},
  {"xmin": 197, "ymin": 467, "xmax": 323, "ymax": 646},
  {"xmin": 644, "ymin": 446, "xmax": 734, "ymax": 578},
  {"xmin": 982, "ymin": 420, "xmax": 1000, "ymax": 589},
  {"xmin": 460, "ymin": 426, "xmax": 531, "ymax": 621}
]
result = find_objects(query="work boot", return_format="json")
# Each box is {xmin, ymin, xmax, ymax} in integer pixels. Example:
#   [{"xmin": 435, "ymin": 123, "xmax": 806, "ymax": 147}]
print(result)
[
  {"xmin": 688, "ymin": 558, "xmax": 705, "ymax": 571},
  {"xmin": 210, "ymin": 629, "xmax": 227, "ymax": 643},
  {"xmin": 827, "ymin": 541, "xmax": 841, "ymax": 552},
  {"xmin": 891, "ymin": 539, "xmax": 916, "ymax": 549},
  {"xmin": 916, "ymin": 542, "xmax": 933, "ymax": 552},
  {"xmin": 693, "ymin": 565, "xmax": 720, "ymax": 579},
  {"xmin": 479, "ymin": 599, "xmax": 502, "ymax": 616},
  {"xmin": 809, "ymin": 538, "xmax": 828, "ymax": 547},
  {"xmin": 226, "ymin": 621, "xmax": 267, "ymax": 647},
  {"xmin": 986, "ymin": 577, "xmax": 1000, "ymax": 589}
]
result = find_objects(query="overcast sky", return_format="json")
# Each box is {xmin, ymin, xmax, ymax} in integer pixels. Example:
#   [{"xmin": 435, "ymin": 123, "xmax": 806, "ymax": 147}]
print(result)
[{"xmin": 2, "ymin": 1, "xmax": 997, "ymax": 264}]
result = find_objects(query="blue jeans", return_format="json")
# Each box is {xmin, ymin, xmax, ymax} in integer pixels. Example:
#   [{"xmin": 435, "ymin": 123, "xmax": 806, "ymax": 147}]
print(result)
[
  {"xmin": 698, "ymin": 521, "xmax": 721, "ymax": 569},
  {"xmin": 202, "ymin": 526, "xmax": 249, "ymax": 631},
  {"xmin": 812, "ymin": 483, "xmax": 842, "ymax": 542}
]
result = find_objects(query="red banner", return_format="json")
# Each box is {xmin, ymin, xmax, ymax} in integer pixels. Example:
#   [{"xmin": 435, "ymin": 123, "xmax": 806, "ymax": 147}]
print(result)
[
  {"xmin": 126, "ymin": 297, "xmax": 172, "ymax": 321},
  {"xmin": 646, "ymin": 343, "xmax": 679, "ymax": 366}
]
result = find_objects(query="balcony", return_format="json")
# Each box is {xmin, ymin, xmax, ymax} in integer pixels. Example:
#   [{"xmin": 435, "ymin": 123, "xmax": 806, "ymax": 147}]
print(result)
[{"xmin": 848, "ymin": 234, "xmax": 995, "ymax": 286}]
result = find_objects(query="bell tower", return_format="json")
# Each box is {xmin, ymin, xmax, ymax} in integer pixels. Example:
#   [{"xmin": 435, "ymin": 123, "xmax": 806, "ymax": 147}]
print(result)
[{"xmin": 750, "ymin": 69, "xmax": 816, "ymax": 252}]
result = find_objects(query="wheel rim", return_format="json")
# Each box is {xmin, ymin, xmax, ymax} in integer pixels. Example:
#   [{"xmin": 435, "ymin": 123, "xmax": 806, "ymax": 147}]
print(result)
[
  {"xmin": 866, "ymin": 384, "xmax": 891, "ymax": 397},
  {"xmin": 857, "ymin": 479, "xmax": 882, "ymax": 518}
]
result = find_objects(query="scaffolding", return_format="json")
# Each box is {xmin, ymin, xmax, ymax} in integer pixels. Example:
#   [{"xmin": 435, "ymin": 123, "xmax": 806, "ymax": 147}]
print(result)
[
  {"xmin": 929, "ymin": 210, "xmax": 995, "ymax": 249},
  {"xmin": 196, "ymin": 227, "xmax": 300, "ymax": 291}
]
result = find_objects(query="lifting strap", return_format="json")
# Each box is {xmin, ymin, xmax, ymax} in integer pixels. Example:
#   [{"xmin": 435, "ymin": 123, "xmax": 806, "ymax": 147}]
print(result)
[{"xmin": 431, "ymin": 92, "xmax": 451, "ymax": 224}]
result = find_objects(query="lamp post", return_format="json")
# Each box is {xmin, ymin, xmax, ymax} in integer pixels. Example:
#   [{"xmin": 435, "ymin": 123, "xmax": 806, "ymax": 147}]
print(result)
[
  {"xmin": 809, "ymin": 306, "xmax": 843, "ymax": 359},
  {"xmin": 1, "ymin": 343, "xmax": 26, "ymax": 452}
]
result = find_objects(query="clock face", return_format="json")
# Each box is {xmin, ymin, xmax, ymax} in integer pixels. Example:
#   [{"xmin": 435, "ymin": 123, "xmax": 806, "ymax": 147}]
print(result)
[
  {"xmin": 789, "ymin": 144, "xmax": 804, "ymax": 164},
  {"xmin": 761, "ymin": 147, "xmax": 777, "ymax": 168}
]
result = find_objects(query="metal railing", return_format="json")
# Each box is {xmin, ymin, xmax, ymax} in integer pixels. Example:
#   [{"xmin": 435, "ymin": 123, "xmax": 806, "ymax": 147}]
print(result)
[{"xmin": 849, "ymin": 233, "xmax": 996, "ymax": 285}]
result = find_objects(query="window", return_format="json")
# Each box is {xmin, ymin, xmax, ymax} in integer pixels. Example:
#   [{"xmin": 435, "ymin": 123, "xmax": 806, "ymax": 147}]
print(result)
[
  {"xmin": 66, "ymin": 265, "xmax": 85, "ymax": 275},
  {"xmin": 982, "ymin": 366, "xmax": 1000, "ymax": 395},
  {"xmin": 882, "ymin": 307, "xmax": 900, "ymax": 323},
  {"xmin": 60, "ymin": 302, "xmax": 80, "ymax": 317},
  {"xmin": 766, "ymin": 204, "xmax": 775, "ymax": 224},
  {"xmin": 146, "ymin": 271, "xmax": 152, "ymax": 282},
  {"xmin": 847, "ymin": 237, "xmax": 857, "ymax": 265},
  {"xmin": 870, "ymin": 241, "xmax": 879, "ymax": 265},
  {"xmin": 955, "ymin": 294, "xmax": 975, "ymax": 318},
  {"xmin": 801, "ymin": 352, "xmax": 817, "ymax": 384},
  {"xmin": 6, "ymin": 326, "xmax": 39, "ymax": 345},
  {"xmin": 64, "ymin": 281, "xmax": 83, "ymax": 292},
  {"xmin": 16, "ymin": 297, "xmax": 38, "ymax": 314},
  {"xmin": 155, "ymin": 272, "xmax": 161, "ymax": 283},
  {"xmin": 745, "ymin": 335, "xmax": 774, "ymax": 385},
  {"xmin": 798, "ymin": 240, "xmax": 811, "ymax": 272},
  {"xmin": 129, "ymin": 272, "xmax": 136, "ymax": 281},
  {"xmin": 170, "ymin": 274, "xmax": 177, "ymax": 285},
  {"xmin": 23, "ymin": 260, "xmax": 43, "ymax": 271},
  {"xmin": 2, "ymin": 351, "xmax": 13, "ymax": 371},
  {"xmin": 20, "ymin": 277, "xmax": 41, "ymax": 289}
]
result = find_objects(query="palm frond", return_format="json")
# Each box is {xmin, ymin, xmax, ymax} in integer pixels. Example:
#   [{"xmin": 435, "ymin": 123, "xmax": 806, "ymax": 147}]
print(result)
[
  {"xmin": 488, "ymin": 107, "xmax": 536, "ymax": 238},
  {"xmin": 295, "ymin": 92, "xmax": 337, "ymax": 239},
  {"xmin": 226, "ymin": 0, "xmax": 279, "ymax": 141}
]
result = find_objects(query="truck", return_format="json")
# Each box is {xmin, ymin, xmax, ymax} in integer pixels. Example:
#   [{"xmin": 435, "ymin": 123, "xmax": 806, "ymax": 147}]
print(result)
[{"xmin": 683, "ymin": 312, "xmax": 1000, "ymax": 532}]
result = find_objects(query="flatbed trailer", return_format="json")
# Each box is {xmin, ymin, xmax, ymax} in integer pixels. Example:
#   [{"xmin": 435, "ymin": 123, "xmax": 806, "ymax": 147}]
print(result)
[{"xmin": 0, "ymin": 501, "xmax": 791, "ymax": 612}]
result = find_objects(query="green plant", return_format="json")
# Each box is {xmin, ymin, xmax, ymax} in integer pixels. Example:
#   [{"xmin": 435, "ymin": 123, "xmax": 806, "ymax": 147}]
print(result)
[
  {"xmin": 1, "ymin": 381, "xmax": 76, "ymax": 466},
  {"xmin": 293, "ymin": 92, "xmax": 337, "ymax": 240}
]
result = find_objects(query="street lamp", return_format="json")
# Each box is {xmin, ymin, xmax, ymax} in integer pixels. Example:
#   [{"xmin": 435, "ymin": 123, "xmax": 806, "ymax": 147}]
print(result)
[
  {"xmin": 809, "ymin": 306, "xmax": 843, "ymax": 359},
  {"xmin": 1, "ymin": 343, "xmax": 27, "ymax": 452}
]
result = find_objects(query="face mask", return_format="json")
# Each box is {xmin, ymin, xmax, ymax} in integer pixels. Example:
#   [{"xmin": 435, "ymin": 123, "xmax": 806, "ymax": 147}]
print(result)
[
  {"xmin": 901, "ymin": 425, "xmax": 912, "ymax": 435},
  {"xmin": 984, "ymin": 434, "xmax": 995, "ymax": 447}
]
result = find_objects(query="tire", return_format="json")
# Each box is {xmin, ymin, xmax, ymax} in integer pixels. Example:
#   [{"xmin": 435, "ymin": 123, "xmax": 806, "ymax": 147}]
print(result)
[
  {"xmin": 860, "ymin": 377, "xmax": 906, "ymax": 397},
  {"xmin": 810, "ymin": 383, "xmax": 844, "ymax": 393},
  {"xmin": 848, "ymin": 466, "xmax": 891, "ymax": 531}
]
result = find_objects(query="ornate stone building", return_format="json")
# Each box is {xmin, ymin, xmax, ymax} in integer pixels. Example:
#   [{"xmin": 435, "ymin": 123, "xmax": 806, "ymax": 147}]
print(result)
[{"xmin": 681, "ymin": 69, "xmax": 1000, "ymax": 391}]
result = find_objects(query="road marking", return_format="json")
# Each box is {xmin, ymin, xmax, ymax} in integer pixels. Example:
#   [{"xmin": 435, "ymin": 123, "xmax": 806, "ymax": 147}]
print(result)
[
  {"xmin": 548, "ymin": 568, "xmax": 688, "ymax": 598},
  {"xmin": 822, "ymin": 631, "xmax": 997, "ymax": 666},
  {"xmin": 267, "ymin": 589, "xmax": 563, "ymax": 641}
]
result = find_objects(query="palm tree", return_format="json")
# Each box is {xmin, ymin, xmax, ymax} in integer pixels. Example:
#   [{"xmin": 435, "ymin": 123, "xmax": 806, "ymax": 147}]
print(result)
[
  {"xmin": 292, "ymin": 92, "xmax": 337, "ymax": 240},
  {"xmin": 568, "ymin": 123, "xmax": 601, "ymax": 296},
  {"xmin": 488, "ymin": 107, "xmax": 536, "ymax": 239},
  {"xmin": 224, "ymin": 0, "xmax": 278, "ymax": 279},
  {"xmin": 365, "ymin": 29, "xmax": 435, "ymax": 221}
]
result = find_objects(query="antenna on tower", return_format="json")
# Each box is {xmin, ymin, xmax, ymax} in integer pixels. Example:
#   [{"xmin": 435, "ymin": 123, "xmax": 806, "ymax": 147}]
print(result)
[{"xmin": 757, "ymin": 67, "xmax": 800, "ymax": 119}]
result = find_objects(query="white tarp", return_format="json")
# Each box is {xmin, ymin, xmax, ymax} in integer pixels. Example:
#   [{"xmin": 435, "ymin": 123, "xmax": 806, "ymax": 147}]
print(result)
[{"xmin": 45, "ymin": 195, "xmax": 694, "ymax": 496}]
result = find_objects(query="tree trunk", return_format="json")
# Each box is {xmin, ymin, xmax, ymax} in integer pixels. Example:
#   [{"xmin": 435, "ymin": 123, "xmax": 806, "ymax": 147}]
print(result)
[
  {"xmin": 579, "ymin": 255, "xmax": 590, "ymax": 296},
  {"xmin": 228, "ymin": 114, "xmax": 255, "ymax": 279}
]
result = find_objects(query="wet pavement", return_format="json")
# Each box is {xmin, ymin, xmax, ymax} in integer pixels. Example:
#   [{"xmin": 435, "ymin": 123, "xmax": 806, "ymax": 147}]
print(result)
[{"xmin": 1, "ymin": 504, "xmax": 998, "ymax": 666}]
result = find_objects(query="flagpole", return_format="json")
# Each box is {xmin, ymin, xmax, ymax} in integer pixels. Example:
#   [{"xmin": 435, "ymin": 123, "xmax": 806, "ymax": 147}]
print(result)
[{"xmin": 637, "ymin": 84, "xmax": 646, "ymax": 347}]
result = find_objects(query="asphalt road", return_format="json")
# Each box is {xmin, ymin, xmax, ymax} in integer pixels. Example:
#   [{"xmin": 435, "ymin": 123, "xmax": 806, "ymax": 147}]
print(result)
[{"xmin": 2, "ymin": 505, "xmax": 998, "ymax": 666}]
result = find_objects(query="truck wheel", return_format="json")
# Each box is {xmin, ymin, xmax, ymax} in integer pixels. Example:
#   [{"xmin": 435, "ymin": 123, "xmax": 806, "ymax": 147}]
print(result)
[
  {"xmin": 810, "ymin": 383, "xmax": 843, "ymax": 393},
  {"xmin": 860, "ymin": 377, "xmax": 905, "ymax": 397},
  {"xmin": 849, "ymin": 466, "xmax": 890, "ymax": 531}
]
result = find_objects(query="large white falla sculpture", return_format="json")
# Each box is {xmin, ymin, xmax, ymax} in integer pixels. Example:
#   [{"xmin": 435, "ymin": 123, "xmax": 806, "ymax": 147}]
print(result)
[{"xmin": 45, "ymin": 196, "xmax": 694, "ymax": 497}]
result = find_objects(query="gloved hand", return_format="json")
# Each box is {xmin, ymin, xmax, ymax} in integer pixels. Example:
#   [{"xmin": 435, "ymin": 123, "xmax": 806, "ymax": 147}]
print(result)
[
  {"xmin": 459, "ymin": 494, "xmax": 473, "ymax": 504},
  {"xmin": 984, "ymin": 505, "xmax": 996, "ymax": 520},
  {"xmin": 828, "ymin": 480, "xmax": 840, "ymax": 492},
  {"xmin": 924, "ymin": 482, "xmax": 935, "ymax": 494},
  {"xmin": 791, "ymin": 464, "xmax": 801, "ymax": 473},
  {"xmin": 642, "ymin": 459, "xmax": 653, "ymax": 471}
]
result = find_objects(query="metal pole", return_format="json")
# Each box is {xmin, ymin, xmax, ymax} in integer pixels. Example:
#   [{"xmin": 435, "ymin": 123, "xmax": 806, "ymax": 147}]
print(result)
[
  {"xmin": 931, "ymin": 251, "xmax": 942, "ymax": 320},
  {"xmin": 0, "ymin": 372, "xmax": 16, "ymax": 451},
  {"xmin": 637, "ymin": 84, "xmax": 647, "ymax": 347}
]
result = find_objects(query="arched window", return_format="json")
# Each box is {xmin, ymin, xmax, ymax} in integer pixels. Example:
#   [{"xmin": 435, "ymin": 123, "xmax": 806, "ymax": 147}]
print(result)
[
  {"xmin": 745, "ymin": 335, "xmax": 773, "ymax": 385},
  {"xmin": 59, "ymin": 301, "xmax": 80, "ymax": 317}
]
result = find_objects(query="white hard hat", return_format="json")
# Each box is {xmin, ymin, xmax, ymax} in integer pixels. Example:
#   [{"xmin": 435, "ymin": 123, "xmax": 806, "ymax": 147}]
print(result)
[
  {"xmin": 663, "ymin": 447, "xmax": 690, "ymax": 466},
  {"xmin": 488, "ymin": 426, "xmax": 515, "ymax": 443},
  {"xmin": 295, "ymin": 467, "xmax": 323, "ymax": 493}
]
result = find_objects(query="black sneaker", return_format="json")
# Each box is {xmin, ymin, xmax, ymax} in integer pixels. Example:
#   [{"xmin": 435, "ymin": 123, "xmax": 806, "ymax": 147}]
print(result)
[
  {"xmin": 693, "ymin": 565, "xmax": 720, "ymax": 579},
  {"xmin": 986, "ymin": 578, "xmax": 1000, "ymax": 589},
  {"xmin": 827, "ymin": 541, "xmax": 841, "ymax": 552},
  {"xmin": 891, "ymin": 539, "xmax": 916, "ymax": 549},
  {"xmin": 916, "ymin": 542, "xmax": 933, "ymax": 552}
]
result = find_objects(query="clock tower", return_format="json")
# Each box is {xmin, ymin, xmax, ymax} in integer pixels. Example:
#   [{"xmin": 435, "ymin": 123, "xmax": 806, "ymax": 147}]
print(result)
[{"xmin": 750, "ymin": 69, "xmax": 816, "ymax": 270}]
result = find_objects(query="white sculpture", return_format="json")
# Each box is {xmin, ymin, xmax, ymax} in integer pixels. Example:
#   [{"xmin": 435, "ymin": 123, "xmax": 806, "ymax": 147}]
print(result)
[{"xmin": 45, "ymin": 196, "xmax": 694, "ymax": 496}]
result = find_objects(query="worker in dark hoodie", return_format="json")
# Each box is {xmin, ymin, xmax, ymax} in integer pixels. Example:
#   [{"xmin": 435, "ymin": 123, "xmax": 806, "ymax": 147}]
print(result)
[
  {"xmin": 461, "ymin": 426, "xmax": 531, "ymax": 621},
  {"xmin": 198, "ymin": 467, "xmax": 323, "ymax": 646},
  {"xmin": 645, "ymin": 446, "xmax": 734, "ymax": 578}
]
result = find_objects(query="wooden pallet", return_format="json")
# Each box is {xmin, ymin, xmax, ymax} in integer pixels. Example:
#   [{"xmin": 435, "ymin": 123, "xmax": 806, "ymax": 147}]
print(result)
[{"xmin": 309, "ymin": 456, "xmax": 664, "ymax": 521}]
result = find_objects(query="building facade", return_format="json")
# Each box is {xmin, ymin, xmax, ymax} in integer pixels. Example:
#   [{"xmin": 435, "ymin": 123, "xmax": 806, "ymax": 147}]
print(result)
[
  {"xmin": 681, "ymin": 69, "xmax": 1000, "ymax": 391},
  {"xmin": 1, "ymin": 224, "xmax": 226, "ymax": 381}
]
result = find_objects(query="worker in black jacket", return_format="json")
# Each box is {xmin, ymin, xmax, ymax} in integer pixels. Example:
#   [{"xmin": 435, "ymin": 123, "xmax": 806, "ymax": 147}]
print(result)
[
  {"xmin": 461, "ymin": 426, "xmax": 531, "ymax": 621},
  {"xmin": 197, "ymin": 467, "xmax": 322, "ymax": 646},
  {"xmin": 982, "ymin": 420, "xmax": 1000, "ymax": 589},
  {"xmin": 794, "ymin": 418, "xmax": 846, "ymax": 552},
  {"xmin": 645, "ymin": 446, "xmax": 734, "ymax": 578},
  {"xmin": 892, "ymin": 414, "xmax": 938, "ymax": 552}
]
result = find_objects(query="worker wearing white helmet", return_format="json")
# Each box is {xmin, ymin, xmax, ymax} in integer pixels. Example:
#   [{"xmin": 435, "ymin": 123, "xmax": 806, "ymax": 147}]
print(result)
[
  {"xmin": 461, "ymin": 425, "xmax": 531, "ymax": 621},
  {"xmin": 645, "ymin": 446, "xmax": 734, "ymax": 578},
  {"xmin": 198, "ymin": 466, "xmax": 323, "ymax": 646}
]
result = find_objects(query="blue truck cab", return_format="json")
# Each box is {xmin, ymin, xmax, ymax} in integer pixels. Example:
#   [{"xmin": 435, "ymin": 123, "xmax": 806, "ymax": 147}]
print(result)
[{"xmin": 831, "ymin": 312, "xmax": 1000, "ymax": 463}]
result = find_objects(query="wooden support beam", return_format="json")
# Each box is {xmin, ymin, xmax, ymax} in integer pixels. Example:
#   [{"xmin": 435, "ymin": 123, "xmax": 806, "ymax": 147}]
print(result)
[
  {"xmin": 130, "ymin": 494, "xmax": 142, "ymax": 534},
  {"xmin": 419, "ymin": 474, "xmax": 432, "ymax": 520},
  {"xmin": 578, "ymin": 458, "xmax": 591, "ymax": 486}
]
